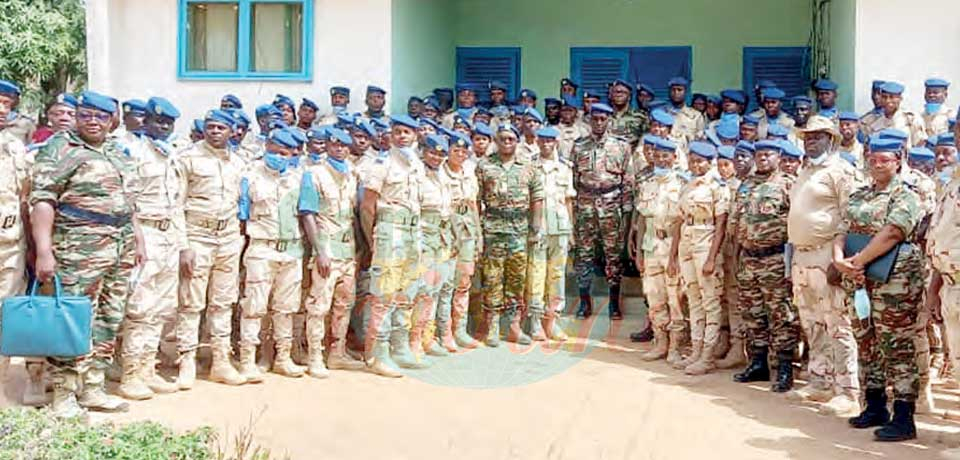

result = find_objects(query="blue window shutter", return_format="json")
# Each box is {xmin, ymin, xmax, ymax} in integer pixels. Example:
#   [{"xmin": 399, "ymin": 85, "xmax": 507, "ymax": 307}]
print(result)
[
  {"xmin": 742, "ymin": 47, "xmax": 811, "ymax": 111},
  {"xmin": 629, "ymin": 47, "xmax": 692, "ymax": 102},
  {"xmin": 456, "ymin": 47, "xmax": 521, "ymax": 103},
  {"xmin": 571, "ymin": 47, "xmax": 630, "ymax": 101}
]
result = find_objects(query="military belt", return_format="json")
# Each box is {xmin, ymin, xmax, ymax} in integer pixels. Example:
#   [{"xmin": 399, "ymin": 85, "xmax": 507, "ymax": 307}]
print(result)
[
  {"xmin": 485, "ymin": 208, "xmax": 527, "ymax": 220},
  {"xmin": 684, "ymin": 216, "xmax": 714, "ymax": 226},
  {"xmin": 378, "ymin": 209, "xmax": 419, "ymax": 227},
  {"xmin": 420, "ymin": 211, "xmax": 450, "ymax": 227},
  {"xmin": 743, "ymin": 243, "xmax": 786, "ymax": 258},
  {"xmin": 578, "ymin": 185, "xmax": 621, "ymax": 199},
  {"xmin": 139, "ymin": 218, "xmax": 172, "ymax": 231},
  {"xmin": 59, "ymin": 204, "xmax": 131, "ymax": 228},
  {"xmin": 186, "ymin": 213, "xmax": 235, "ymax": 231},
  {"xmin": 251, "ymin": 238, "xmax": 301, "ymax": 252}
]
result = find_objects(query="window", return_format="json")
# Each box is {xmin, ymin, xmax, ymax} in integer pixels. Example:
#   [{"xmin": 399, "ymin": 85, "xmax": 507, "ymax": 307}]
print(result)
[
  {"xmin": 742, "ymin": 47, "xmax": 810, "ymax": 111},
  {"xmin": 178, "ymin": 0, "xmax": 313, "ymax": 80},
  {"xmin": 570, "ymin": 47, "xmax": 692, "ymax": 105},
  {"xmin": 455, "ymin": 47, "xmax": 521, "ymax": 104}
]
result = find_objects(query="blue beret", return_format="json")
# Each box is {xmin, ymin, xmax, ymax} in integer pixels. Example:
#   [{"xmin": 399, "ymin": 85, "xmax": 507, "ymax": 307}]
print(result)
[
  {"xmin": 288, "ymin": 127, "xmax": 307, "ymax": 145},
  {"xmin": 52, "ymin": 93, "xmax": 78, "ymax": 108},
  {"xmin": 909, "ymin": 147, "xmax": 935, "ymax": 161},
  {"xmin": 511, "ymin": 105, "xmax": 526, "ymax": 115},
  {"xmin": 390, "ymin": 114, "xmax": 419, "ymax": 130},
  {"xmin": 433, "ymin": 87, "xmax": 454, "ymax": 96},
  {"xmin": 425, "ymin": 134, "xmax": 449, "ymax": 153},
  {"xmin": 221, "ymin": 94, "xmax": 242, "ymax": 108},
  {"xmin": 717, "ymin": 145, "xmax": 736, "ymax": 160},
  {"xmin": 335, "ymin": 112, "xmax": 356, "ymax": 127},
  {"xmin": 269, "ymin": 128, "xmax": 299, "ymax": 149},
  {"xmin": 755, "ymin": 140, "xmax": 783, "ymax": 153},
  {"xmin": 869, "ymin": 136, "xmax": 903, "ymax": 153},
  {"xmin": 489, "ymin": 80, "xmax": 508, "ymax": 91},
  {"xmin": 792, "ymin": 96, "xmax": 814, "ymax": 107},
  {"xmin": 455, "ymin": 83, "xmax": 474, "ymax": 94},
  {"xmin": 307, "ymin": 126, "xmax": 328, "ymax": 140},
  {"xmin": 330, "ymin": 86, "xmax": 350, "ymax": 97},
  {"xmin": 705, "ymin": 130, "xmax": 722, "ymax": 147},
  {"xmin": 756, "ymin": 80, "xmax": 777, "ymax": 89},
  {"xmin": 667, "ymin": 77, "xmax": 689, "ymax": 88},
  {"xmin": 301, "ymin": 98, "xmax": 319, "ymax": 111},
  {"xmin": 205, "ymin": 109, "xmax": 236, "ymax": 128},
  {"xmin": 122, "ymin": 99, "xmax": 148, "ymax": 115},
  {"xmin": 229, "ymin": 109, "xmax": 251, "ymax": 127},
  {"xmin": 767, "ymin": 123, "xmax": 790, "ymax": 138},
  {"xmin": 78, "ymin": 91, "xmax": 118, "ymax": 114},
  {"xmin": 472, "ymin": 106, "xmax": 490, "ymax": 117},
  {"xmin": 473, "ymin": 122, "xmax": 493, "ymax": 138},
  {"xmin": 590, "ymin": 103, "xmax": 614, "ymax": 115},
  {"xmin": 839, "ymin": 111, "xmax": 860, "ymax": 121},
  {"xmin": 880, "ymin": 82, "xmax": 905, "ymax": 95},
  {"xmin": 649, "ymin": 99, "xmax": 669, "ymax": 110},
  {"xmin": 450, "ymin": 131, "xmax": 473, "ymax": 148},
  {"xmin": 371, "ymin": 118, "xmax": 390, "ymax": 132},
  {"xmin": 0, "ymin": 80, "xmax": 20, "ymax": 96},
  {"xmin": 544, "ymin": 97, "xmax": 561, "ymax": 107},
  {"xmin": 720, "ymin": 89, "xmax": 746, "ymax": 104},
  {"xmin": 878, "ymin": 128, "xmax": 908, "ymax": 143},
  {"xmin": 762, "ymin": 88, "xmax": 786, "ymax": 100},
  {"xmin": 408, "ymin": 96, "xmax": 424, "ymax": 104},
  {"xmin": 328, "ymin": 128, "xmax": 353, "ymax": 145},
  {"xmin": 453, "ymin": 115, "xmax": 473, "ymax": 130},
  {"xmin": 560, "ymin": 78, "xmax": 579, "ymax": 89},
  {"xmin": 367, "ymin": 85, "xmax": 386, "ymax": 95},
  {"xmin": 273, "ymin": 94, "xmax": 295, "ymax": 109},
  {"xmin": 146, "ymin": 97, "xmax": 181, "ymax": 119},
  {"xmin": 707, "ymin": 95, "xmax": 722, "ymax": 105},
  {"xmin": 636, "ymin": 83, "xmax": 655, "ymax": 96},
  {"xmin": 421, "ymin": 118, "xmax": 440, "ymax": 130},
  {"xmin": 267, "ymin": 120, "xmax": 289, "ymax": 132},
  {"xmin": 654, "ymin": 137, "xmax": 678, "ymax": 151},
  {"xmin": 497, "ymin": 122, "xmax": 520, "ymax": 138},
  {"xmin": 519, "ymin": 88, "xmax": 537, "ymax": 99},
  {"xmin": 735, "ymin": 140, "xmax": 756, "ymax": 154},
  {"xmin": 561, "ymin": 94, "xmax": 579, "ymax": 108},
  {"xmin": 192, "ymin": 119, "xmax": 204, "ymax": 133},
  {"xmin": 611, "ymin": 79, "xmax": 632, "ymax": 91},
  {"xmin": 536, "ymin": 127, "xmax": 559, "ymax": 139},
  {"xmin": 524, "ymin": 108, "xmax": 545, "ymax": 123},
  {"xmin": 781, "ymin": 141, "xmax": 804, "ymax": 159},
  {"xmin": 642, "ymin": 134, "xmax": 659, "ymax": 146},
  {"xmin": 812, "ymin": 79, "xmax": 838, "ymax": 91},
  {"xmin": 582, "ymin": 90, "xmax": 601, "ymax": 100},
  {"xmin": 351, "ymin": 118, "xmax": 377, "ymax": 137},
  {"xmin": 872, "ymin": 80, "xmax": 886, "ymax": 90},
  {"xmin": 689, "ymin": 141, "xmax": 717, "ymax": 159},
  {"xmin": 937, "ymin": 133, "xmax": 956, "ymax": 147},
  {"xmin": 840, "ymin": 151, "xmax": 857, "ymax": 166},
  {"xmin": 717, "ymin": 121, "xmax": 739, "ymax": 140},
  {"xmin": 742, "ymin": 114, "xmax": 759, "ymax": 126},
  {"xmin": 651, "ymin": 109, "xmax": 674, "ymax": 127},
  {"xmin": 255, "ymin": 104, "xmax": 282, "ymax": 119},
  {"xmin": 925, "ymin": 78, "xmax": 950, "ymax": 88}
]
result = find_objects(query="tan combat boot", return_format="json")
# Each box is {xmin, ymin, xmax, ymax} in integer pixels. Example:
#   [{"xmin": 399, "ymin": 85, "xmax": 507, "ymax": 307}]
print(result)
[
  {"xmin": 51, "ymin": 373, "xmax": 86, "ymax": 420},
  {"xmin": 715, "ymin": 338, "xmax": 747, "ymax": 369},
  {"xmin": 22, "ymin": 361, "xmax": 50, "ymax": 407},
  {"xmin": 366, "ymin": 340, "xmax": 404, "ymax": 378},
  {"xmin": 542, "ymin": 312, "xmax": 569, "ymax": 342},
  {"xmin": 785, "ymin": 383, "xmax": 834, "ymax": 403},
  {"xmin": 437, "ymin": 317, "xmax": 459, "ymax": 353},
  {"xmin": 142, "ymin": 355, "xmax": 178, "ymax": 394},
  {"xmin": 209, "ymin": 346, "xmax": 246, "ymax": 385},
  {"xmin": 674, "ymin": 340, "xmax": 703, "ymax": 370},
  {"xmin": 484, "ymin": 311, "xmax": 501, "ymax": 347},
  {"xmin": 665, "ymin": 332, "xmax": 683, "ymax": 366},
  {"xmin": 307, "ymin": 345, "xmax": 330, "ymax": 379},
  {"xmin": 272, "ymin": 341, "xmax": 306, "ymax": 378},
  {"xmin": 685, "ymin": 344, "xmax": 716, "ymax": 375},
  {"xmin": 641, "ymin": 333, "xmax": 668, "ymax": 361},
  {"xmin": 177, "ymin": 351, "xmax": 197, "ymax": 390},
  {"xmin": 117, "ymin": 356, "xmax": 153, "ymax": 401},
  {"xmin": 238, "ymin": 346, "xmax": 264, "ymax": 383},
  {"xmin": 819, "ymin": 391, "xmax": 861, "ymax": 417},
  {"xmin": 506, "ymin": 309, "xmax": 532, "ymax": 345},
  {"xmin": 78, "ymin": 369, "xmax": 129, "ymax": 413},
  {"xmin": 423, "ymin": 320, "xmax": 450, "ymax": 357}
]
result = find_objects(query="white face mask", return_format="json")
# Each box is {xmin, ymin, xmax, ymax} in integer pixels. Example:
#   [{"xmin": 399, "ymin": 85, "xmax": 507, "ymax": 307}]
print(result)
[{"xmin": 806, "ymin": 152, "xmax": 829, "ymax": 166}]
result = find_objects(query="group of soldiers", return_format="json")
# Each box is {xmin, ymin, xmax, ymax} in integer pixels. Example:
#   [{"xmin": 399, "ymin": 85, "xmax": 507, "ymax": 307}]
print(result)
[{"xmin": 0, "ymin": 73, "xmax": 958, "ymax": 444}]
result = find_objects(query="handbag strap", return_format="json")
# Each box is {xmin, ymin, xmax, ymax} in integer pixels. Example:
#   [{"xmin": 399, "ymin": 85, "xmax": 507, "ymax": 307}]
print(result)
[{"xmin": 29, "ymin": 275, "xmax": 65, "ymax": 303}]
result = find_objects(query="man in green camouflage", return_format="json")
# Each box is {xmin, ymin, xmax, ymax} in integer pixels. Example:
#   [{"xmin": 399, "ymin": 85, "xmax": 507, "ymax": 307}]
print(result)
[
  {"xmin": 476, "ymin": 123, "xmax": 544, "ymax": 347},
  {"xmin": 607, "ymin": 79, "xmax": 649, "ymax": 150},
  {"xmin": 32, "ymin": 91, "xmax": 144, "ymax": 418}
]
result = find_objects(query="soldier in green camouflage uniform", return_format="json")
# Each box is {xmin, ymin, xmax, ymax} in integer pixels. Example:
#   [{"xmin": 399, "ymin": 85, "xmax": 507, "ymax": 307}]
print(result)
[
  {"xmin": 606, "ymin": 79, "xmax": 649, "ymax": 150},
  {"xmin": 731, "ymin": 140, "xmax": 800, "ymax": 393},
  {"xmin": 476, "ymin": 123, "xmax": 544, "ymax": 347},
  {"xmin": 31, "ymin": 92, "xmax": 142, "ymax": 418},
  {"xmin": 840, "ymin": 138, "xmax": 923, "ymax": 442}
]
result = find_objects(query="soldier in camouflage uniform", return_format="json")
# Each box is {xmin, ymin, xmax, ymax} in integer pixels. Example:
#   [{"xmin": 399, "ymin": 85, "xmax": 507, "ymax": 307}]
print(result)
[
  {"xmin": 607, "ymin": 79, "xmax": 648, "ymax": 150},
  {"xmin": 571, "ymin": 103, "xmax": 633, "ymax": 320},
  {"xmin": 860, "ymin": 82, "xmax": 927, "ymax": 148},
  {"xmin": 32, "ymin": 91, "xmax": 142, "ymax": 418},
  {"xmin": 714, "ymin": 144, "xmax": 745, "ymax": 366},
  {"xmin": 0, "ymin": 82, "xmax": 36, "ymax": 145},
  {"xmin": 475, "ymin": 123, "xmax": 544, "ymax": 347},
  {"xmin": 839, "ymin": 137, "xmax": 923, "ymax": 442},
  {"xmin": 731, "ymin": 140, "xmax": 801, "ymax": 393}
]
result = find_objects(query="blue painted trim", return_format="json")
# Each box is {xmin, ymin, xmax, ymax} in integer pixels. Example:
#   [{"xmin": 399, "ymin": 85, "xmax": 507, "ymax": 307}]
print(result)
[
  {"xmin": 455, "ymin": 47, "xmax": 521, "ymax": 101},
  {"xmin": 742, "ymin": 46, "xmax": 810, "ymax": 109},
  {"xmin": 177, "ymin": 0, "xmax": 313, "ymax": 81}
]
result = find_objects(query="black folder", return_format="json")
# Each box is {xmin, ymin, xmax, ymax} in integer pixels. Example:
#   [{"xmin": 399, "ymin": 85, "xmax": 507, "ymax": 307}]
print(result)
[{"xmin": 843, "ymin": 233, "xmax": 899, "ymax": 283}]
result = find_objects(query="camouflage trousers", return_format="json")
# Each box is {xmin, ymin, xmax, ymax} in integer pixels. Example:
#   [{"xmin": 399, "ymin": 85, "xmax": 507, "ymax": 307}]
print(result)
[
  {"xmin": 850, "ymin": 247, "xmax": 923, "ymax": 402},
  {"xmin": 482, "ymin": 234, "xmax": 527, "ymax": 313},
  {"xmin": 413, "ymin": 227, "xmax": 455, "ymax": 345},
  {"xmin": 364, "ymin": 221, "xmax": 421, "ymax": 353},
  {"xmin": 721, "ymin": 244, "xmax": 744, "ymax": 340},
  {"xmin": 177, "ymin": 236, "xmax": 242, "ymax": 352},
  {"xmin": 439, "ymin": 238, "xmax": 477, "ymax": 336},
  {"xmin": 791, "ymin": 244, "xmax": 859, "ymax": 396},
  {"xmin": 48, "ymin": 228, "xmax": 135, "ymax": 391},
  {"xmin": 238, "ymin": 246, "xmax": 303, "ymax": 348},
  {"xmin": 305, "ymin": 256, "xmax": 356, "ymax": 355},
  {"xmin": 525, "ymin": 235, "xmax": 570, "ymax": 317},
  {"xmin": 121, "ymin": 226, "xmax": 179, "ymax": 360},
  {"xmin": 737, "ymin": 252, "xmax": 800, "ymax": 354},
  {"xmin": 573, "ymin": 196, "xmax": 623, "ymax": 291},
  {"xmin": 679, "ymin": 242, "xmax": 723, "ymax": 348},
  {"xmin": 642, "ymin": 252, "xmax": 683, "ymax": 333},
  {"xmin": 938, "ymin": 281, "xmax": 960, "ymax": 382}
]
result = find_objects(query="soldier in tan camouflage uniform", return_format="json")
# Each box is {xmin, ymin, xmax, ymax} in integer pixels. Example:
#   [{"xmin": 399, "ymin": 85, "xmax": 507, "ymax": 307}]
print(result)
[
  {"xmin": 664, "ymin": 77, "xmax": 705, "ymax": 143},
  {"xmin": 921, "ymin": 78, "xmax": 955, "ymax": 137},
  {"xmin": 860, "ymin": 82, "xmax": 927, "ymax": 148}
]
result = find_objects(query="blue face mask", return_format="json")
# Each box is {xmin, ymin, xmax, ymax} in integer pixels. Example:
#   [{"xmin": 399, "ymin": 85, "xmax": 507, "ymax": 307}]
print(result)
[
  {"xmin": 287, "ymin": 155, "xmax": 301, "ymax": 169},
  {"xmin": 327, "ymin": 156, "xmax": 350, "ymax": 175},
  {"xmin": 398, "ymin": 146, "xmax": 417, "ymax": 161},
  {"xmin": 721, "ymin": 112, "xmax": 739, "ymax": 123},
  {"xmin": 309, "ymin": 152, "xmax": 323, "ymax": 163},
  {"xmin": 653, "ymin": 166, "xmax": 670, "ymax": 177},
  {"xmin": 925, "ymin": 103, "xmax": 942, "ymax": 115},
  {"xmin": 263, "ymin": 152, "xmax": 288, "ymax": 173}
]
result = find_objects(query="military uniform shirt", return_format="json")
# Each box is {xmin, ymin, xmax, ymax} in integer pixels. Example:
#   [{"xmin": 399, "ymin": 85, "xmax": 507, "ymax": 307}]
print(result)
[
  {"xmin": 634, "ymin": 169, "xmax": 687, "ymax": 255},
  {"xmin": 539, "ymin": 154, "xmax": 576, "ymax": 236},
  {"xmin": 571, "ymin": 134, "xmax": 634, "ymax": 210},
  {"xmin": 476, "ymin": 152, "xmax": 544, "ymax": 236},
  {"xmin": 678, "ymin": 171, "xmax": 730, "ymax": 248},
  {"xmin": 787, "ymin": 153, "xmax": 855, "ymax": 247},
  {"xmin": 860, "ymin": 109, "xmax": 927, "ymax": 147},
  {"xmin": 363, "ymin": 148, "xmax": 424, "ymax": 216},
  {"xmin": 130, "ymin": 136, "xmax": 187, "ymax": 249},
  {"xmin": 735, "ymin": 171, "xmax": 793, "ymax": 248},
  {"xmin": 608, "ymin": 108, "xmax": 648, "ymax": 148},
  {"xmin": 922, "ymin": 105, "xmax": 957, "ymax": 137},
  {"xmin": 178, "ymin": 141, "xmax": 246, "ymax": 241}
]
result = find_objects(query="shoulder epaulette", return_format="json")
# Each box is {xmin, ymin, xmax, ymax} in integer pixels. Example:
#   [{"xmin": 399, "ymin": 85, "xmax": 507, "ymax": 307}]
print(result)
[{"xmin": 677, "ymin": 170, "xmax": 692, "ymax": 182}]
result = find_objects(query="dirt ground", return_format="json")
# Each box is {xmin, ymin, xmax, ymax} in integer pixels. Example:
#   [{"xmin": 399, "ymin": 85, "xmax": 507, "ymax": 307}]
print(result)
[{"xmin": 4, "ymin": 312, "xmax": 960, "ymax": 460}]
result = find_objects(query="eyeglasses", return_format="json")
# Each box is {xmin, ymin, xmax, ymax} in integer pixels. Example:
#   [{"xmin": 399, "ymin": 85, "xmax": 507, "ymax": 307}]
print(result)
[
  {"xmin": 77, "ymin": 111, "xmax": 112, "ymax": 123},
  {"xmin": 867, "ymin": 155, "xmax": 899, "ymax": 166}
]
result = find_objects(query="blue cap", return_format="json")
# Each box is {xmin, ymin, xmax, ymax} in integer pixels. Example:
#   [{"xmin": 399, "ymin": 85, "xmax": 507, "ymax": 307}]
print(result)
[
  {"xmin": 925, "ymin": 78, "xmax": 950, "ymax": 88},
  {"xmin": 650, "ymin": 109, "xmax": 674, "ymax": 127},
  {"xmin": 511, "ymin": 105, "xmax": 526, "ymax": 116},
  {"xmin": 455, "ymin": 83, "xmax": 475, "ymax": 94},
  {"xmin": 330, "ymin": 86, "xmax": 350, "ymax": 97},
  {"xmin": 146, "ymin": 97, "xmax": 181, "ymax": 119},
  {"xmin": 692, "ymin": 93, "xmax": 708, "ymax": 102},
  {"xmin": 717, "ymin": 121, "xmax": 739, "ymax": 140},
  {"xmin": 840, "ymin": 151, "xmax": 857, "ymax": 166},
  {"xmin": 872, "ymin": 80, "xmax": 886, "ymax": 90},
  {"xmin": 936, "ymin": 133, "xmax": 956, "ymax": 147},
  {"xmin": 792, "ymin": 96, "xmax": 814, "ymax": 108},
  {"xmin": 497, "ymin": 122, "xmax": 520, "ymax": 138},
  {"xmin": 351, "ymin": 118, "xmax": 377, "ymax": 137},
  {"xmin": 869, "ymin": 136, "xmax": 903, "ymax": 153},
  {"xmin": 636, "ymin": 83, "xmax": 655, "ymax": 96},
  {"xmin": 273, "ymin": 94, "xmax": 295, "ymax": 109},
  {"xmin": 544, "ymin": 97, "xmax": 561, "ymax": 107},
  {"xmin": 473, "ymin": 122, "xmax": 493, "ymax": 138},
  {"xmin": 878, "ymin": 128, "xmax": 909, "ymax": 144},
  {"xmin": 755, "ymin": 140, "xmax": 783, "ymax": 153},
  {"xmin": 0, "ymin": 80, "xmax": 20, "ymax": 96},
  {"xmin": 611, "ymin": 79, "xmax": 633, "ymax": 91},
  {"xmin": 421, "ymin": 118, "xmax": 440, "ymax": 130},
  {"xmin": 812, "ymin": 79, "xmax": 838, "ymax": 91},
  {"xmin": 762, "ymin": 88, "xmax": 785, "ymax": 100},
  {"xmin": 880, "ymin": 82, "xmax": 905, "ymax": 95},
  {"xmin": 560, "ymin": 78, "xmax": 579, "ymax": 89},
  {"xmin": 489, "ymin": 80, "xmax": 508, "ymax": 91},
  {"xmin": 590, "ymin": 103, "xmax": 614, "ymax": 115},
  {"xmin": 839, "ymin": 111, "xmax": 859, "ymax": 121},
  {"xmin": 267, "ymin": 120, "xmax": 289, "ymax": 132},
  {"xmin": 742, "ymin": 114, "xmax": 759, "ymax": 127},
  {"xmin": 582, "ymin": 90, "xmax": 601, "ymax": 100},
  {"xmin": 667, "ymin": 76, "xmax": 689, "ymax": 88},
  {"xmin": 705, "ymin": 130, "xmax": 722, "ymax": 147},
  {"xmin": 524, "ymin": 108, "xmax": 545, "ymax": 124},
  {"xmin": 205, "ymin": 109, "xmax": 236, "ymax": 128},
  {"xmin": 367, "ymin": 85, "xmax": 386, "ymax": 95},
  {"xmin": 269, "ymin": 128, "xmax": 300, "ymax": 149},
  {"xmin": 221, "ymin": 94, "xmax": 242, "ymax": 108},
  {"xmin": 689, "ymin": 141, "xmax": 717, "ymax": 159},
  {"xmin": 336, "ymin": 112, "xmax": 356, "ymax": 127},
  {"xmin": 301, "ymin": 98, "xmax": 319, "ymax": 111},
  {"xmin": 371, "ymin": 118, "xmax": 390, "ymax": 132},
  {"xmin": 781, "ymin": 141, "xmax": 804, "ymax": 159},
  {"xmin": 450, "ymin": 131, "xmax": 473, "ymax": 148},
  {"xmin": 536, "ymin": 127, "xmax": 560, "ymax": 139},
  {"xmin": 425, "ymin": 134, "xmax": 449, "ymax": 154},
  {"xmin": 519, "ymin": 88, "xmax": 537, "ymax": 100},
  {"xmin": 390, "ymin": 114, "xmax": 419, "ymax": 129},
  {"xmin": 909, "ymin": 147, "xmax": 935, "ymax": 161},
  {"xmin": 767, "ymin": 123, "xmax": 790, "ymax": 138},
  {"xmin": 650, "ymin": 99, "xmax": 669, "ymax": 110},
  {"xmin": 288, "ymin": 127, "xmax": 307, "ymax": 146},
  {"xmin": 642, "ymin": 134, "xmax": 659, "ymax": 146},
  {"xmin": 452, "ymin": 115, "xmax": 473, "ymax": 129},
  {"xmin": 192, "ymin": 119, "xmax": 204, "ymax": 133},
  {"xmin": 717, "ymin": 145, "xmax": 736, "ymax": 160},
  {"xmin": 720, "ymin": 89, "xmax": 746, "ymax": 105},
  {"xmin": 707, "ymin": 95, "xmax": 722, "ymax": 105},
  {"xmin": 756, "ymin": 80, "xmax": 778, "ymax": 89},
  {"xmin": 255, "ymin": 104, "xmax": 282, "ymax": 119},
  {"xmin": 307, "ymin": 126, "xmax": 328, "ymax": 140},
  {"xmin": 77, "ymin": 91, "xmax": 118, "ymax": 114},
  {"xmin": 228, "ymin": 109, "xmax": 251, "ymax": 127},
  {"xmin": 654, "ymin": 137, "xmax": 677, "ymax": 152},
  {"xmin": 328, "ymin": 127, "xmax": 353, "ymax": 145},
  {"xmin": 561, "ymin": 94, "xmax": 579, "ymax": 108},
  {"xmin": 122, "ymin": 99, "xmax": 147, "ymax": 115},
  {"xmin": 735, "ymin": 140, "xmax": 756, "ymax": 154},
  {"xmin": 474, "ymin": 106, "xmax": 491, "ymax": 117}
]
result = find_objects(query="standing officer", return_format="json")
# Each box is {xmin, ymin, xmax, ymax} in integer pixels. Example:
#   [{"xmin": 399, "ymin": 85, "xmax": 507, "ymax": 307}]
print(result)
[
  {"xmin": 607, "ymin": 79, "xmax": 647, "ymax": 149},
  {"xmin": 664, "ymin": 77, "xmax": 705, "ymax": 142},
  {"xmin": 176, "ymin": 110, "xmax": 247, "ymax": 389},
  {"xmin": 297, "ymin": 98, "xmax": 319, "ymax": 132},
  {"xmin": 560, "ymin": 78, "xmax": 579, "ymax": 99},
  {"xmin": 475, "ymin": 123, "xmax": 544, "ymax": 347},
  {"xmin": 732, "ymin": 140, "xmax": 800, "ymax": 393},
  {"xmin": 714, "ymin": 145, "xmax": 744, "ymax": 366},
  {"xmin": 32, "ymin": 91, "xmax": 142, "ymax": 418},
  {"xmin": 220, "ymin": 94, "xmax": 242, "ymax": 110},
  {"xmin": 756, "ymin": 88, "xmax": 795, "ymax": 139},
  {"xmin": 0, "ymin": 82, "xmax": 35, "ymax": 144},
  {"xmin": 273, "ymin": 94, "xmax": 297, "ymax": 127},
  {"xmin": 571, "ymin": 103, "xmax": 633, "ymax": 320},
  {"xmin": 363, "ymin": 86, "xmax": 389, "ymax": 123},
  {"xmin": 443, "ymin": 84, "xmax": 478, "ymax": 128},
  {"xmin": 921, "ymin": 78, "xmax": 955, "ymax": 137},
  {"xmin": 488, "ymin": 80, "xmax": 511, "ymax": 123},
  {"xmin": 31, "ymin": 93, "xmax": 77, "ymax": 144},
  {"xmin": 838, "ymin": 112, "xmax": 864, "ymax": 168},
  {"xmin": 316, "ymin": 86, "xmax": 351, "ymax": 126},
  {"xmin": 557, "ymin": 95, "xmax": 587, "ymax": 161},
  {"xmin": 860, "ymin": 82, "xmax": 927, "ymax": 147},
  {"xmin": 813, "ymin": 79, "xmax": 840, "ymax": 123}
]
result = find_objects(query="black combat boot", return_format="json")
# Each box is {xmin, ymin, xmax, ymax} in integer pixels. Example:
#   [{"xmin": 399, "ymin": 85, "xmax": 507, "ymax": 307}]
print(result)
[
  {"xmin": 850, "ymin": 389, "xmax": 891, "ymax": 429},
  {"xmin": 874, "ymin": 400, "xmax": 916, "ymax": 442},
  {"xmin": 770, "ymin": 351, "xmax": 794, "ymax": 393},
  {"xmin": 575, "ymin": 288, "xmax": 593, "ymax": 319},
  {"xmin": 608, "ymin": 286, "xmax": 623, "ymax": 320},
  {"xmin": 733, "ymin": 347, "xmax": 770, "ymax": 383},
  {"xmin": 630, "ymin": 323, "xmax": 655, "ymax": 343}
]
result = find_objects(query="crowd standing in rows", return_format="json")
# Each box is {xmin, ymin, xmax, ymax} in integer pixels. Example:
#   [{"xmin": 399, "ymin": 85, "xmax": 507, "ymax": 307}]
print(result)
[{"xmin": 0, "ymin": 73, "xmax": 957, "ymax": 444}]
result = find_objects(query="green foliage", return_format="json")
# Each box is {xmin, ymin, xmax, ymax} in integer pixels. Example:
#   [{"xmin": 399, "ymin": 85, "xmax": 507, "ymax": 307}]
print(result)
[{"xmin": 0, "ymin": 0, "xmax": 87, "ymax": 114}]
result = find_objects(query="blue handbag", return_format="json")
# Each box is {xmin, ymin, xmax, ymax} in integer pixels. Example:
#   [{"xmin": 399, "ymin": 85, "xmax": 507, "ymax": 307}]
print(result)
[{"xmin": 1, "ymin": 276, "xmax": 92, "ymax": 357}]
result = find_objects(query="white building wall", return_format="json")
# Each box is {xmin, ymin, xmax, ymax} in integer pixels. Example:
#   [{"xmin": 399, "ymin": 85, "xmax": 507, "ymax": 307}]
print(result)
[
  {"xmin": 854, "ymin": 0, "xmax": 960, "ymax": 114},
  {"xmin": 86, "ymin": 0, "xmax": 392, "ymax": 135}
]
